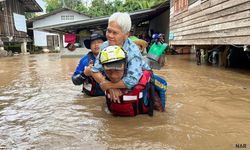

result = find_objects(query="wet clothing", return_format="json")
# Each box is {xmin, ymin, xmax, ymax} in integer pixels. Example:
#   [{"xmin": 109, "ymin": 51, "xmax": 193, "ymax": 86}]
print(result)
[
  {"xmin": 105, "ymin": 71, "xmax": 168, "ymax": 117},
  {"xmin": 92, "ymin": 38, "xmax": 151, "ymax": 89},
  {"xmin": 72, "ymin": 52, "xmax": 104, "ymax": 96},
  {"xmin": 73, "ymin": 52, "xmax": 95, "ymax": 76},
  {"xmin": 105, "ymin": 70, "xmax": 154, "ymax": 116}
]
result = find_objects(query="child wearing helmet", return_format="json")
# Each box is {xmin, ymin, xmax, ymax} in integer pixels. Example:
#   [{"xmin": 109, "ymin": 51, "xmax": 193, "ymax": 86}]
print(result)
[
  {"xmin": 99, "ymin": 45, "xmax": 155, "ymax": 116},
  {"xmin": 100, "ymin": 46, "xmax": 127, "ymax": 84},
  {"xmin": 99, "ymin": 46, "xmax": 167, "ymax": 116}
]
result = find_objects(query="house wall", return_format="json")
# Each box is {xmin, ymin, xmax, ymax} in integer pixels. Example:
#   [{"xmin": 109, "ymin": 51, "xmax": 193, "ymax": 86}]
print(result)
[
  {"xmin": 170, "ymin": 0, "xmax": 250, "ymax": 45},
  {"xmin": 33, "ymin": 11, "xmax": 90, "ymax": 47},
  {"xmin": 33, "ymin": 11, "xmax": 89, "ymax": 28},
  {"xmin": 34, "ymin": 30, "xmax": 58, "ymax": 47},
  {"xmin": 149, "ymin": 9, "xmax": 170, "ymax": 43}
]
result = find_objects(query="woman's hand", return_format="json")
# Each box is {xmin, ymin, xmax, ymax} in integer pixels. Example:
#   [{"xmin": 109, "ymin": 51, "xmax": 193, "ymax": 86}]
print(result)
[
  {"xmin": 100, "ymin": 80, "xmax": 111, "ymax": 91},
  {"xmin": 108, "ymin": 89, "xmax": 122, "ymax": 103}
]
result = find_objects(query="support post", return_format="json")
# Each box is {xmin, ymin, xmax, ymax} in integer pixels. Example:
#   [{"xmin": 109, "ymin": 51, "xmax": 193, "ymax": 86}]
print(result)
[
  {"xmin": 21, "ymin": 41, "xmax": 27, "ymax": 54},
  {"xmin": 0, "ymin": 38, "xmax": 4, "ymax": 50}
]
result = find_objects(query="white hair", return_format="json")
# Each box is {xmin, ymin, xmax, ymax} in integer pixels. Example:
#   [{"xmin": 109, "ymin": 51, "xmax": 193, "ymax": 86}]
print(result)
[{"xmin": 108, "ymin": 12, "xmax": 131, "ymax": 33}]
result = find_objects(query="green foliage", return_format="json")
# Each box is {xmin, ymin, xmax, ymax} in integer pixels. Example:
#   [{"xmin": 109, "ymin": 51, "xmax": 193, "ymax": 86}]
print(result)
[
  {"xmin": 25, "ymin": 12, "xmax": 36, "ymax": 20},
  {"xmin": 43, "ymin": 0, "xmax": 88, "ymax": 14},
  {"xmin": 43, "ymin": 0, "xmax": 62, "ymax": 13},
  {"xmin": 87, "ymin": 0, "xmax": 108, "ymax": 16},
  {"xmin": 119, "ymin": 0, "xmax": 140, "ymax": 12},
  {"xmin": 43, "ymin": 0, "xmax": 167, "ymax": 16},
  {"xmin": 135, "ymin": 0, "xmax": 161, "ymax": 9},
  {"xmin": 4, "ymin": 44, "xmax": 21, "ymax": 53},
  {"xmin": 75, "ymin": 4, "xmax": 88, "ymax": 14},
  {"xmin": 63, "ymin": 0, "xmax": 84, "ymax": 10}
]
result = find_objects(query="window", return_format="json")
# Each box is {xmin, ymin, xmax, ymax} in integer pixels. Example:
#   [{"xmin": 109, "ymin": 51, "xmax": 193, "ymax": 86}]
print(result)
[
  {"xmin": 174, "ymin": 0, "xmax": 188, "ymax": 13},
  {"xmin": 61, "ymin": 15, "xmax": 74, "ymax": 21},
  {"xmin": 189, "ymin": 0, "xmax": 199, "ymax": 5},
  {"xmin": 61, "ymin": 16, "xmax": 65, "ymax": 20}
]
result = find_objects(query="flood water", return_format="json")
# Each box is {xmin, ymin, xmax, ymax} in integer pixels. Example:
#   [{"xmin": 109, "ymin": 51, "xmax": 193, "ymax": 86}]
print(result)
[{"xmin": 0, "ymin": 53, "xmax": 250, "ymax": 150}]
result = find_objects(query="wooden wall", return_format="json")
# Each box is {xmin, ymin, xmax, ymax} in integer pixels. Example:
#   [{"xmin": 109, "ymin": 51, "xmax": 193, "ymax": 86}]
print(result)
[
  {"xmin": 0, "ymin": 0, "xmax": 27, "ymax": 42},
  {"xmin": 170, "ymin": 0, "xmax": 250, "ymax": 45}
]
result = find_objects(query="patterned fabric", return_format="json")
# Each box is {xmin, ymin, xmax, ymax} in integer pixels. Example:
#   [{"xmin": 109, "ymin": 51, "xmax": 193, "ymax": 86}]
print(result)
[{"xmin": 92, "ymin": 38, "xmax": 151, "ymax": 89}]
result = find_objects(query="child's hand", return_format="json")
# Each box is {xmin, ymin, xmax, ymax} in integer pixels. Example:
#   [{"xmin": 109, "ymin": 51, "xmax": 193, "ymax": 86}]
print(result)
[
  {"xmin": 89, "ymin": 60, "xmax": 94, "ymax": 65},
  {"xmin": 83, "ymin": 64, "xmax": 93, "ymax": 76}
]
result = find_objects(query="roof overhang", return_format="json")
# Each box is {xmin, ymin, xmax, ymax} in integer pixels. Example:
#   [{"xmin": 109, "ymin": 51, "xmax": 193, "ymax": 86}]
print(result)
[
  {"xmin": 19, "ymin": 0, "xmax": 43, "ymax": 12},
  {"xmin": 32, "ymin": 1, "xmax": 169, "ymax": 34}
]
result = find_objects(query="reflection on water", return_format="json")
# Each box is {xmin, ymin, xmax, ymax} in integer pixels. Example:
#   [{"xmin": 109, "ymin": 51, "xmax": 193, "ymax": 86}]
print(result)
[{"xmin": 0, "ymin": 54, "xmax": 250, "ymax": 149}]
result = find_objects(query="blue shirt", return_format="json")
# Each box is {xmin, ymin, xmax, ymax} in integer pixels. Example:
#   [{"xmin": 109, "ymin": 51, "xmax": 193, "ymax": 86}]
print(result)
[
  {"xmin": 72, "ymin": 52, "xmax": 104, "ymax": 96},
  {"xmin": 73, "ymin": 52, "xmax": 95, "ymax": 76},
  {"xmin": 92, "ymin": 38, "xmax": 151, "ymax": 89}
]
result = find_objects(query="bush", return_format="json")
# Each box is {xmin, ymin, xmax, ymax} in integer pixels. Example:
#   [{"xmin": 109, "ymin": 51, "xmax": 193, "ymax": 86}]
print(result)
[
  {"xmin": 4, "ymin": 44, "xmax": 21, "ymax": 53},
  {"xmin": 27, "ymin": 44, "xmax": 43, "ymax": 54}
]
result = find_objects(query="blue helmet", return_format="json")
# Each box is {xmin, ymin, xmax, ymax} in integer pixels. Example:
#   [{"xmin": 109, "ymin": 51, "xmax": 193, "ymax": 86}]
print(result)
[
  {"xmin": 152, "ymin": 33, "xmax": 159, "ymax": 40},
  {"xmin": 152, "ymin": 33, "xmax": 163, "ymax": 40}
]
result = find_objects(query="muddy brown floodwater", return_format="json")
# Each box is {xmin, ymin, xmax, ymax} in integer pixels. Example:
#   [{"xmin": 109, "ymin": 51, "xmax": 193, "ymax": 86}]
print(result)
[{"xmin": 0, "ymin": 53, "xmax": 250, "ymax": 150}]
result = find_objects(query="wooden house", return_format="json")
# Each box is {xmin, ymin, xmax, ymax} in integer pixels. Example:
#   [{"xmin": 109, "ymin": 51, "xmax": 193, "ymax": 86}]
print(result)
[
  {"xmin": 169, "ymin": 0, "xmax": 250, "ymax": 53},
  {"xmin": 0, "ymin": 0, "xmax": 42, "ymax": 53}
]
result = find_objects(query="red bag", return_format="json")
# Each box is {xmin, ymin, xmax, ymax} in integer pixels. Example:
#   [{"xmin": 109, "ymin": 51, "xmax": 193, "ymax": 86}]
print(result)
[{"xmin": 105, "ymin": 70, "xmax": 152, "ymax": 117}]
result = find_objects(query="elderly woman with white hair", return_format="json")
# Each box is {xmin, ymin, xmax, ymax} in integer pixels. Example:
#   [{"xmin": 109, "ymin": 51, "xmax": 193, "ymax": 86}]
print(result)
[{"xmin": 84, "ymin": 12, "xmax": 151, "ymax": 102}]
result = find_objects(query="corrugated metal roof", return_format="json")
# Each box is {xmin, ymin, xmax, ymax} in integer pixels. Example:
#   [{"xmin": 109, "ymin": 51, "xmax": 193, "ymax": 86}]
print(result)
[
  {"xmin": 32, "ymin": 1, "xmax": 169, "ymax": 33},
  {"xmin": 19, "ymin": 0, "xmax": 43, "ymax": 12}
]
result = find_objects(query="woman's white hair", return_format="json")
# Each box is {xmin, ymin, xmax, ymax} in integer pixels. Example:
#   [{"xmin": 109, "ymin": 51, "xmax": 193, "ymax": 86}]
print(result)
[{"xmin": 108, "ymin": 12, "xmax": 131, "ymax": 33}]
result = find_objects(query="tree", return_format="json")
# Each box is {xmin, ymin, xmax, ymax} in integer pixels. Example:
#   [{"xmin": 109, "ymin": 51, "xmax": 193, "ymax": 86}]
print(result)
[
  {"xmin": 119, "ymin": 0, "xmax": 140, "ymax": 12},
  {"xmin": 114, "ymin": 0, "xmax": 167, "ymax": 14},
  {"xmin": 87, "ymin": 0, "xmax": 116, "ymax": 17},
  {"xmin": 43, "ymin": 0, "xmax": 62, "ymax": 13},
  {"xmin": 43, "ymin": 0, "xmax": 87, "ymax": 13},
  {"xmin": 75, "ymin": 3, "xmax": 88, "ymax": 14},
  {"xmin": 43, "ymin": 0, "xmax": 168, "ymax": 16},
  {"xmin": 25, "ymin": 12, "xmax": 36, "ymax": 20},
  {"xmin": 136, "ymin": 0, "xmax": 163, "ymax": 9}
]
